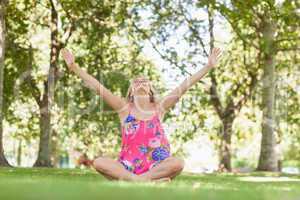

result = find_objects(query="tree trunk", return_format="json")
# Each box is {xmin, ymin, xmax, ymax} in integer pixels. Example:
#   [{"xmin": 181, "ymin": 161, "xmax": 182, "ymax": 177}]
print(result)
[
  {"xmin": 17, "ymin": 139, "xmax": 22, "ymax": 166},
  {"xmin": 257, "ymin": 18, "xmax": 278, "ymax": 171},
  {"xmin": 219, "ymin": 117, "xmax": 234, "ymax": 172},
  {"xmin": 34, "ymin": 0, "xmax": 59, "ymax": 167},
  {"xmin": 207, "ymin": 4, "xmax": 234, "ymax": 172},
  {"xmin": 0, "ymin": 0, "xmax": 10, "ymax": 167},
  {"xmin": 34, "ymin": 98, "xmax": 52, "ymax": 167},
  {"xmin": 51, "ymin": 130, "xmax": 59, "ymax": 167}
]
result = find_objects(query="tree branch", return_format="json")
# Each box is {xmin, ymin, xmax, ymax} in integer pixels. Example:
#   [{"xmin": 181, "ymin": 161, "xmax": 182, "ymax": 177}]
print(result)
[
  {"xmin": 233, "ymin": 71, "xmax": 258, "ymax": 112},
  {"xmin": 228, "ymin": 54, "xmax": 261, "ymax": 116},
  {"xmin": 58, "ymin": 0, "xmax": 76, "ymax": 49},
  {"xmin": 215, "ymin": 2, "xmax": 260, "ymax": 50},
  {"xmin": 276, "ymin": 47, "xmax": 300, "ymax": 52},
  {"xmin": 209, "ymin": 72, "xmax": 224, "ymax": 118},
  {"xmin": 27, "ymin": 46, "xmax": 42, "ymax": 106},
  {"xmin": 275, "ymin": 36, "xmax": 300, "ymax": 44},
  {"xmin": 131, "ymin": 21, "xmax": 193, "ymax": 76},
  {"xmin": 178, "ymin": 2, "xmax": 209, "ymax": 57},
  {"xmin": 207, "ymin": 4, "xmax": 224, "ymax": 119}
]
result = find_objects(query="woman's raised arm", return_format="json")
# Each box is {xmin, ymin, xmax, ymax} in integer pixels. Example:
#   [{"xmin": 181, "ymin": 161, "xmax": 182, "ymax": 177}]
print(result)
[
  {"xmin": 61, "ymin": 48, "xmax": 127, "ymax": 113},
  {"xmin": 158, "ymin": 48, "xmax": 222, "ymax": 115}
]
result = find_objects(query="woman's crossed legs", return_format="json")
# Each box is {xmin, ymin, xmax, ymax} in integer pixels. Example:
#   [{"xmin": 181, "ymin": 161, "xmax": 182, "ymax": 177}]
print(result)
[{"xmin": 92, "ymin": 156, "xmax": 184, "ymax": 182}]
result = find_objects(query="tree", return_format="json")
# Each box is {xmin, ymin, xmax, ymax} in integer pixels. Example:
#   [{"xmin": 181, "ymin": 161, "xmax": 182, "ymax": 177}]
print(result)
[
  {"xmin": 4, "ymin": 0, "xmax": 75, "ymax": 167},
  {"xmin": 32, "ymin": 0, "xmax": 74, "ymax": 167},
  {"xmin": 215, "ymin": 0, "xmax": 300, "ymax": 171},
  {"xmin": 257, "ymin": 14, "xmax": 277, "ymax": 171},
  {"xmin": 0, "ymin": 0, "xmax": 10, "ymax": 167}
]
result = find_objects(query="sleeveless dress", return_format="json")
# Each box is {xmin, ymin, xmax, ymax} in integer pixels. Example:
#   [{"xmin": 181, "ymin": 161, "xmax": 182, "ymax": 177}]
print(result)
[{"xmin": 117, "ymin": 103, "xmax": 171, "ymax": 175}]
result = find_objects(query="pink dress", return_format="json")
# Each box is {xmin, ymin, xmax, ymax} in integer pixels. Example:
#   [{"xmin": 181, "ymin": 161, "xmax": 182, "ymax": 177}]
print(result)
[{"xmin": 118, "ymin": 103, "xmax": 171, "ymax": 175}]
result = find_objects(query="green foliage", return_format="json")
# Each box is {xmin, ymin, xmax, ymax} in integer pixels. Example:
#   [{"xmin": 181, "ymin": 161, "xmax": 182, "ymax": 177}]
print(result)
[
  {"xmin": 3, "ymin": 0, "xmax": 163, "ymax": 161},
  {"xmin": 2, "ymin": 0, "xmax": 299, "ymax": 168}
]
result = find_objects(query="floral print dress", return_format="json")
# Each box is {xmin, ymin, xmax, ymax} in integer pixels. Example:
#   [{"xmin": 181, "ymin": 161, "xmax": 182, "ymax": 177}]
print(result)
[{"xmin": 118, "ymin": 103, "xmax": 171, "ymax": 175}]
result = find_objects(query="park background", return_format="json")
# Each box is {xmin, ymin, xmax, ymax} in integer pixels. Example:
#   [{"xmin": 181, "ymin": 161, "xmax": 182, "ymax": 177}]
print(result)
[{"xmin": 0, "ymin": 0, "xmax": 299, "ymax": 176}]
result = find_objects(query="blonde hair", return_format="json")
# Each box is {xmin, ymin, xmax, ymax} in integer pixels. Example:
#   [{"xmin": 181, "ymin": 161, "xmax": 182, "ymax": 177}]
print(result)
[{"xmin": 126, "ymin": 76, "xmax": 157, "ymax": 103}]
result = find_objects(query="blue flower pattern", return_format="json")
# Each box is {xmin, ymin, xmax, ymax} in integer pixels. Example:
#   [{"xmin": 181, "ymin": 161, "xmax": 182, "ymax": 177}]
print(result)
[
  {"xmin": 124, "ymin": 114, "xmax": 140, "ymax": 135},
  {"xmin": 125, "ymin": 114, "xmax": 135, "ymax": 123},
  {"xmin": 139, "ymin": 145, "xmax": 148, "ymax": 154},
  {"xmin": 152, "ymin": 147, "xmax": 170, "ymax": 161},
  {"xmin": 155, "ymin": 131, "xmax": 161, "ymax": 137},
  {"xmin": 147, "ymin": 122, "xmax": 154, "ymax": 128}
]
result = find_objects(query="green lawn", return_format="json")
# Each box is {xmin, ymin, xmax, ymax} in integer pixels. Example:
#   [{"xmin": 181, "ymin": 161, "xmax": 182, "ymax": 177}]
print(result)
[{"xmin": 0, "ymin": 167, "xmax": 299, "ymax": 200}]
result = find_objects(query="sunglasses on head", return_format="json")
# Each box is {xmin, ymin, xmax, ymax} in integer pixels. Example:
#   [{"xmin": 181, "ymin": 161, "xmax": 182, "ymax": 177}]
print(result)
[{"xmin": 133, "ymin": 78, "xmax": 150, "ymax": 85}]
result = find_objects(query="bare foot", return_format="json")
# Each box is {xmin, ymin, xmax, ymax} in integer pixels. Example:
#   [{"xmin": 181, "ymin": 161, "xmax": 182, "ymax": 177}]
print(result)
[{"xmin": 77, "ymin": 154, "xmax": 93, "ymax": 167}]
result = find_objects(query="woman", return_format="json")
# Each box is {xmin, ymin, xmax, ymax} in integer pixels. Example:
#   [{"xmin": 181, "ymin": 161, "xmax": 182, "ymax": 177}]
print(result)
[{"xmin": 61, "ymin": 47, "xmax": 222, "ymax": 182}]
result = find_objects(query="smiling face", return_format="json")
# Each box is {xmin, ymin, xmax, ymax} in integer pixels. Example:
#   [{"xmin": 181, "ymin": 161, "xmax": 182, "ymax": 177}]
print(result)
[
  {"xmin": 132, "ymin": 77, "xmax": 151, "ymax": 95},
  {"xmin": 126, "ymin": 76, "xmax": 156, "ymax": 103}
]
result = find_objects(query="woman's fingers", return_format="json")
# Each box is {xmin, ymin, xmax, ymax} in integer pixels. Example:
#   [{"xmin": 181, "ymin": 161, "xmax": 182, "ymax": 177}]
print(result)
[
  {"xmin": 213, "ymin": 48, "xmax": 221, "ymax": 56},
  {"xmin": 213, "ymin": 48, "xmax": 222, "ymax": 60},
  {"xmin": 61, "ymin": 49, "xmax": 69, "ymax": 62},
  {"xmin": 61, "ymin": 48, "xmax": 69, "ymax": 57},
  {"xmin": 211, "ymin": 48, "xmax": 219, "ymax": 57},
  {"xmin": 207, "ymin": 47, "xmax": 222, "ymax": 68},
  {"xmin": 61, "ymin": 48, "xmax": 71, "ymax": 59},
  {"xmin": 61, "ymin": 48, "xmax": 74, "ymax": 66}
]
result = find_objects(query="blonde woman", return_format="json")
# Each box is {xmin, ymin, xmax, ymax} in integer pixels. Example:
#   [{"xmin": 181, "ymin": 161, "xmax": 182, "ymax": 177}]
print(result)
[{"xmin": 61, "ymin": 48, "xmax": 222, "ymax": 182}]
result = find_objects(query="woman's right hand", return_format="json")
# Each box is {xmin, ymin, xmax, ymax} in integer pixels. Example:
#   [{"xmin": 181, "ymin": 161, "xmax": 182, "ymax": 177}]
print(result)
[
  {"xmin": 61, "ymin": 48, "xmax": 76, "ymax": 71},
  {"xmin": 60, "ymin": 48, "xmax": 127, "ymax": 112}
]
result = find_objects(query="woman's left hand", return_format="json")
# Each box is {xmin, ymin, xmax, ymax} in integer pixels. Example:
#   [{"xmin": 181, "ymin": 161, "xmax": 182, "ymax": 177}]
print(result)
[{"xmin": 207, "ymin": 47, "xmax": 222, "ymax": 68}]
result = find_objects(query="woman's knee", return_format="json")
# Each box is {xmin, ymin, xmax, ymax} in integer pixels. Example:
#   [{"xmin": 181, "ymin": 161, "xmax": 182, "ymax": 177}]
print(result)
[
  {"xmin": 92, "ymin": 157, "xmax": 110, "ymax": 172},
  {"xmin": 171, "ymin": 157, "xmax": 185, "ymax": 172}
]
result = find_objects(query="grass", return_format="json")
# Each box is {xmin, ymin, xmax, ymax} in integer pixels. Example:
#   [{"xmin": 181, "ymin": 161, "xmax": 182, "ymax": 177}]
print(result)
[{"xmin": 0, "ymin": 167, "xmax": 299, "ymax": 200}]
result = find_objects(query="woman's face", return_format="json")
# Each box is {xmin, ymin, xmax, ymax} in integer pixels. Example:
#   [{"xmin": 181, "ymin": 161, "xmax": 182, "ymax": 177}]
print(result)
[{"xmin": 132, "ymin": 77, "xmax": 151, "ymax": 95}]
